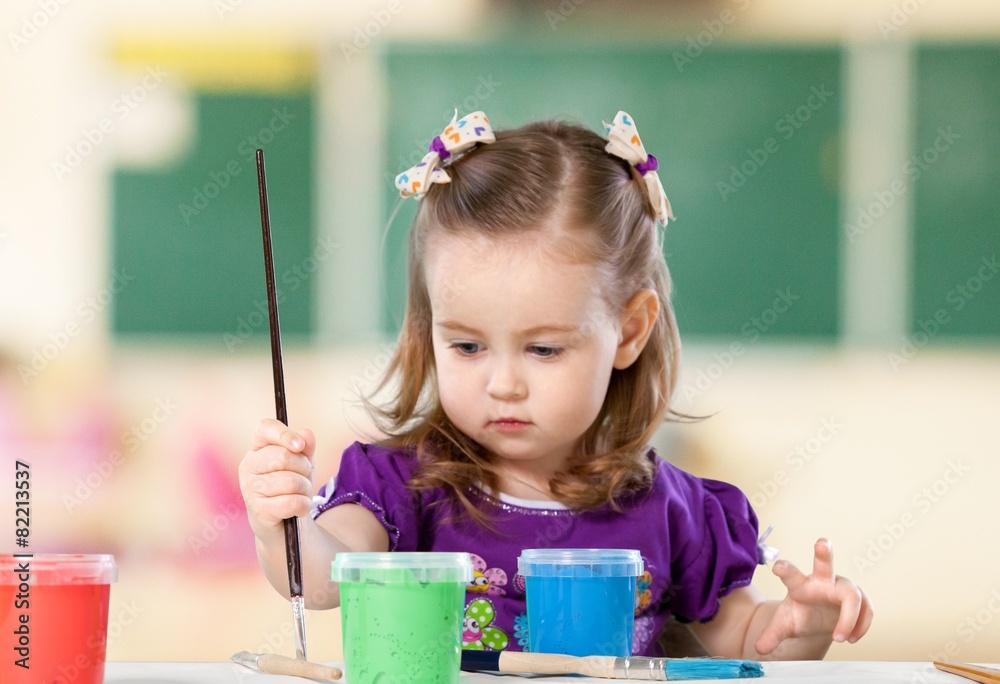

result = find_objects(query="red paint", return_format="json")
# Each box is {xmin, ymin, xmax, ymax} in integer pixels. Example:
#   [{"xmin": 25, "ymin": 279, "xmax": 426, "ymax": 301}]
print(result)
[{"xmin": 1, "ymin": 583, "xmax": 111, "ymax": 684}]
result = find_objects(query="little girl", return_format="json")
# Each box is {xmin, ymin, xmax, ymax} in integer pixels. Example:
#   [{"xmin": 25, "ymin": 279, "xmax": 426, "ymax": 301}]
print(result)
[{"xmin": 239, "ymin": 110, "xmax": 872, "ymax": 659}]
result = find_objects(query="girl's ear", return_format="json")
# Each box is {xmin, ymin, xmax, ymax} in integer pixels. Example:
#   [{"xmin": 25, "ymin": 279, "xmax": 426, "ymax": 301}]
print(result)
[{"xmin": 614, "ymin": 289, "xmax": 659, "ymax": 370}]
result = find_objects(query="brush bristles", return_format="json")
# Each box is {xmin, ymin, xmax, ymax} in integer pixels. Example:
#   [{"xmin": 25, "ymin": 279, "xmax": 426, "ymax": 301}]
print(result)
[{"xmin": 662, "ymin": 658, "xmax": 764, "ymax": 681}]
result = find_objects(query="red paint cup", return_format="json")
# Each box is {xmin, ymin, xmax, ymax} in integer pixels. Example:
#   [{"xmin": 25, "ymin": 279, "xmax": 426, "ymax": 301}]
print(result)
[{"xmin": 1, "ymin": 554, "xmax": 117, "ymax": 684}]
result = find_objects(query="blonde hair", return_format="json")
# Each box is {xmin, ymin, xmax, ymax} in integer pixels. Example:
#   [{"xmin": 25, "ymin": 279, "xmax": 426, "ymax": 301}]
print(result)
[{"xmin": 369, "ymin": 119, "xmax": 683, "ymax": 520}]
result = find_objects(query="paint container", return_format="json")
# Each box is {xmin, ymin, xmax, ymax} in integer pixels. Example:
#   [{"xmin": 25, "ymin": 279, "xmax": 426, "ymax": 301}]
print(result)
[
  {"xmin": 332, "ymin": 552, "xmax": 473, "ymax": 684},
  {"xmin": 0, "ymin": 554, "xmax": 117, "ymax": 684},
  {"xmin": 518, "ymin": 548, "xmax": 643, "ymax": 657}
]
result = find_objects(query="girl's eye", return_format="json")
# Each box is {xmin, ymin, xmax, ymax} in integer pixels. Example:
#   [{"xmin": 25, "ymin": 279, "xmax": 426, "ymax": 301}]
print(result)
[
  {"xmin": 450, "ymin": 342, "xmax": 482, "ymax": 356},
  {"xmin": 529, "ymin": 345, "xmax": 562, "ymax": 359}
]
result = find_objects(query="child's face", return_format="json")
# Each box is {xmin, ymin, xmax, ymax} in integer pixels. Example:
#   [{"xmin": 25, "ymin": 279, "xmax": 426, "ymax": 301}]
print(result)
[{"xmin": 425, "ymin": 230, "xmax": 622, "ymax": 477}]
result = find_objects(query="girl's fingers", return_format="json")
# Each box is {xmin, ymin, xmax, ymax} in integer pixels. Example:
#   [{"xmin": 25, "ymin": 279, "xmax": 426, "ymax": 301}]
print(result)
[
  {"xmin": 245, "ymin": 419, "xmax": 315, "ymax": 481},
  {"xmin": 755, "ymin": 612, "xmax": 799, "ymax": 656},
  {"xmin": 251, "ymin": 470, "xmax": 314, "ymax": 499},
  {"xmin": 754, "ymin": 622, "xmax": 784, "ymax": 656},
  {"xmin": 772, "ymin": 559, "xmax": 808, "ymax": 594},
  {"xmin": 848, "ymin": 590, "xmax": 875, "ymax": 643},
  {"xmin": 251, "ymin": 445, "xmax": 313, "ymax": 478},
  {"xmin": 251, "ymin": 418, "xmax": 309, "ymax": 454},
  {"xmin": 811, "ymin": 538, "xmax": 835, "ymax": 582},
  {"xmin": 250, "ymin": 493, "xmax": 314, "ymax": 524},
  {"xmin": 832, "ymin": 579, "xmax": 862, "ymax": 642},
  {"xmin": 299, "ymin": 428, "xmax": 317, "ymax": 458}
]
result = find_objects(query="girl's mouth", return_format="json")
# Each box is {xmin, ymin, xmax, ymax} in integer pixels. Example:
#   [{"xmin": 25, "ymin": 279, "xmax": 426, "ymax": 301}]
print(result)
[{"xmin": 488, "ymin": 418, "xmax": 531, "ymax": 432}]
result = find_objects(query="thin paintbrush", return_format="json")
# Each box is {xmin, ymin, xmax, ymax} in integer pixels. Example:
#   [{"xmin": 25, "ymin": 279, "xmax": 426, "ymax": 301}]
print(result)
[
  {"xmin": 256, "ymin": 148, "xmax": 308, "ymax": 661},
  {"xmin": 461, "ymin": 651, "xmax": 764, "ymax": 681}
]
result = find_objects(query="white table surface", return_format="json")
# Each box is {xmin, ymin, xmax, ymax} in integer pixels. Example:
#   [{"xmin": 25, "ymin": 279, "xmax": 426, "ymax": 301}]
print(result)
[{"xmin": 103, "ymin": 660, "xmax": 994, "ymax": 683}]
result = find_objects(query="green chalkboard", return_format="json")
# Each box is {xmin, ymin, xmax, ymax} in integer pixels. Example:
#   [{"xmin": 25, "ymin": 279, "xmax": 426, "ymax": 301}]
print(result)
[
  {"xmin": 382, "ymin": 43, "xmax": 842, "ymax": 340},
  {"xmin": 111, "ymin": 92, "xmax": 314, "ymax": 348},
  {"xmin": 911, "ymin": 45, "xmax": 1000, "ymax": 339}
]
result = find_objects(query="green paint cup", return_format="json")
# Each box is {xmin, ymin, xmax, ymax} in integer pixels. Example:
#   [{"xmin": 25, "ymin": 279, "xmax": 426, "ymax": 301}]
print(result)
[{"xmin": 331, "ymin": 552, "xmax": 472, "ymax": 684}]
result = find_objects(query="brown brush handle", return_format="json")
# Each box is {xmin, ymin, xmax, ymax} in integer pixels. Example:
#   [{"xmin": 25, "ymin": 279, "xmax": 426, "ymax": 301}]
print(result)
[
  {"xmin": 934, "ymin": 662, "xmax": 1000, "ymax": 684},
  {"xmin": 498, "ymin": 651, "xmax": 617, "ymax": 678},
  {"xmin": 257, "ymin": 653, "xmax": 343, "ymax": 680}
]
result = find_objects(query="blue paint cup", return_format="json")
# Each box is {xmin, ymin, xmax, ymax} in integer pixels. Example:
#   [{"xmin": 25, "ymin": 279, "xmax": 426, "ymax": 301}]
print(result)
[{"xmin": 518, "ymin": 548, "xmax": 643, "ymax": 657}]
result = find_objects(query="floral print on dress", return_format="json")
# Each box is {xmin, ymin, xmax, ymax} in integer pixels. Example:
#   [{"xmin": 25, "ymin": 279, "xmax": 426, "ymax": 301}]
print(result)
[
  {"xmin": 468, "ymin": 553, "xmax": 508, "ymax": 596},
  {"xmin": 513, "ymin": 612, "xmax": 530, "ymax": 651},
  {"xmin": 635, "ymin": 570, "xmax": 653, "ymax": 615},
  {"xmin": 462, "ymin": 598, "xmax": 509, "ymax": 651},
  {"xmin": 632, "ymin": 614, "xmax": 656, "ymax": 655}
]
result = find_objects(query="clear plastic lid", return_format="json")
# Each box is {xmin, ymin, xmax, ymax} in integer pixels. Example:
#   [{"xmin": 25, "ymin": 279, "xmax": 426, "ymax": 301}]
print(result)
[
  {"xmin": 331, "ymin": 552, "xmax": 473, "ymax": 584},
  {"xmin": 0, "ymin": 554, "xmax": 117, "ymax": 585},
  {"xmin": 518, "ymin": 548, "xmax": 643, "ymax": 578}
]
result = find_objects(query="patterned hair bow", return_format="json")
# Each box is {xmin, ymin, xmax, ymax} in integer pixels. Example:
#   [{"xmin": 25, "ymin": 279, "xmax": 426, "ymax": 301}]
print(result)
[
  {"xmin": 395, "ymin": 110, "xmax": 496, "ymax": 198},
  {"xmin": 603, "ymin": 111, "xmax": 675, "ymax": 226}
]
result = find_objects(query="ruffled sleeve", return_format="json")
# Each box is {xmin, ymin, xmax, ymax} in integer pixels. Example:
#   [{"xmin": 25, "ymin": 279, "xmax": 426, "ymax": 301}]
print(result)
[
  {"xmin": 662, "ymin": 466, "xmax": 762, "ymax": 623},
  {"xmin": 310, "ymin": 441, "xmax": 421, "ymax": 551}
]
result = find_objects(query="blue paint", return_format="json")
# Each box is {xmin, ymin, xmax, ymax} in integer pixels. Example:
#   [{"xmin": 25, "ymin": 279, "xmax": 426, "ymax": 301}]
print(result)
[
  {"xmin": 525, "ymin": 574, "xmax": 637, "ymax": 656},
  {"xmin": 518, "ymin": 549, "xmax": 643, "ymax": 658}
]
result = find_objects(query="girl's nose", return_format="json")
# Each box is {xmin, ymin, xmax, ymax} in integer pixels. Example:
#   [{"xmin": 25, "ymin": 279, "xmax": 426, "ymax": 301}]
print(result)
[{"xmin": 486, "ymin": 359, "xmax": 527, "ymax": 400}]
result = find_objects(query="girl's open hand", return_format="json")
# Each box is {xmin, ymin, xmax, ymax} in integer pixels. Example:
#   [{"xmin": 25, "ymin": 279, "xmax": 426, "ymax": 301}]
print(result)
[
  {"xmin": 238, "ymin": 418, "xmax": 316, "ymax": 542},
  {"xmin": 755, "ymin": 538, "xmax": 873, "ymax": 655}
]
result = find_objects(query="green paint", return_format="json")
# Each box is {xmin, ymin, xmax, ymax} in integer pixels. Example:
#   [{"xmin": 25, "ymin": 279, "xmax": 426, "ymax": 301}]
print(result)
[{"xmin": 340, "ymin": 579, "xmax": 465, "ymax": 684}]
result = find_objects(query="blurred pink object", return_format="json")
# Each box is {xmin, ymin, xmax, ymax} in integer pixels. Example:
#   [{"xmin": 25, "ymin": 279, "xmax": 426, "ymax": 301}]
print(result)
[{"xmin": 187, "ymin": 440, "xmax": 256, "ymax": 567}]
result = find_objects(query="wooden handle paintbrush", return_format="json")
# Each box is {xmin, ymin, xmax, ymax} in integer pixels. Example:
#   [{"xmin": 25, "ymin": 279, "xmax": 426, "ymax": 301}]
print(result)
[
  {"xmin": 256, "ymin": 148, "xmax": 308, "ymax": 661},
  {"xmin": 461, "ymin": 650, "xmax": 763, "ymax": 680},
  {"xmin": 934, "ymin": 662, "xmax": 1000, "ymax": 683},
  {"xmin": 232, "ymin": 651, "xmax": 342, "ymax": 680}
]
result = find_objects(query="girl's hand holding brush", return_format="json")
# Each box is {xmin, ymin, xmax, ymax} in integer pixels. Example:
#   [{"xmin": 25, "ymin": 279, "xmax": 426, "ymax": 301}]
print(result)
[
  {"xmin": 239, "ymin": 418, "xmax": 317, "ymax": 543},
  {"xmin": 239, "ymin": 418, "xmax": 336, "ymax": 606},
  {"xmin": 238, "ymin": 418, "xmax": 390, "ymax": 609}
]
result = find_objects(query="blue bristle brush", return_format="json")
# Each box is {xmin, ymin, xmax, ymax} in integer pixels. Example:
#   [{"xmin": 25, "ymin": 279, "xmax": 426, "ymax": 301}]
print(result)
[{"xmin": 461, "ymin": 650, "xmax": 764, "ymax": 680}]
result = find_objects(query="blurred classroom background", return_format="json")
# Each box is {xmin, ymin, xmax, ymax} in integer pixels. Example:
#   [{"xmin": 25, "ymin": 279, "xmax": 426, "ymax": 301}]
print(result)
[{"xmin": 1, "ymin": 0, "xmax": 999, "ymax": 665}]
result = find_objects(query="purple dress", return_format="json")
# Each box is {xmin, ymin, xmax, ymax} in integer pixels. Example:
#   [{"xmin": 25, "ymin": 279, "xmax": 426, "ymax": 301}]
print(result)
[{"xmin": 311, "ymin": 441, "xmax": 763, "ymax": 657}]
